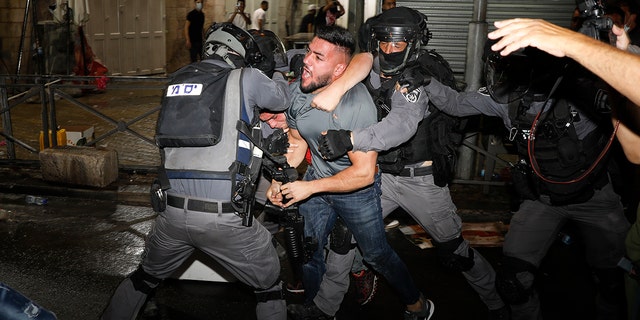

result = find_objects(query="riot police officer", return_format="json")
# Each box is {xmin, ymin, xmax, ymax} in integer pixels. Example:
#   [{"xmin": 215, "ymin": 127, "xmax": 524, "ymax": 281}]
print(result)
[
  {"xmin": 320, "ymin": 28, "xmax": 630, "ymax": 320},
  {"xmin": 101, "ymin": 23, "xmax": 290, "ymax": 320},
  {"xmin": 311, "ymin": 7, "xmax": 509, "ymax": 319}
]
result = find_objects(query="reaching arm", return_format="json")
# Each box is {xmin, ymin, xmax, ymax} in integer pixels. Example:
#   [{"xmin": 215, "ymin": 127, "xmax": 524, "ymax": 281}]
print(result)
[
  {"xmin": 279, "ymin": 150, "xmax": 377, "ymax": 208},
  {"xmin": 614, "ymin": 119, "xmax": 640, "ymax": 164},
  {"xmin": 284, "ymin": 128, "xmax": 308, "ymax": 169},
  {"xmin": 351, "ymin": 88, "xmax": 428, "ymax": 152},
  {"xmin": 488, "ymin": 18, "xmax": 640, "ymax": 106},
  {"xmin": 311, "ymin": 52, "xmax": 373, "ymax": 112}
]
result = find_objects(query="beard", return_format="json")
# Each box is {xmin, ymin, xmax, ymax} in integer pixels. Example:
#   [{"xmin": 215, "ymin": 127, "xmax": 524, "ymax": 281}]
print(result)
[{"xmin": 300, "ymin": 71, "xmax": 331, "ymax": 94}]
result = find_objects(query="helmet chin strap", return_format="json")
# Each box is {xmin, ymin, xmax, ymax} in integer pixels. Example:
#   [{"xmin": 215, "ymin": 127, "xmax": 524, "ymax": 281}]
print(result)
[{"xmin": 214, "ymin": 46, "xmax": 237, "ymax": 68}]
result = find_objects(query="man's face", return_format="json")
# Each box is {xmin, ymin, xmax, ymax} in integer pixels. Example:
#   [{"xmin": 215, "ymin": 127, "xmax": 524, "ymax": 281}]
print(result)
[
  {"xmin": 379, "ymin": 41, "xmax": 408, "ymax": 54},
  {"xmin": 381, "ymin": 0, "xmax": 396, "ymax": 11},
  {"xmin": 262, "ymin": 2, "xmax": 269, "ymax": 11},
  {"xmin": 260, "ymin": 112, "xmax": 288, "ymax": 130},
  {"xmin": 300, "ymin": 37, "xmax": 348, "ymax": 93},
  {"xmin": 237, "ymin": 1, "xmax": 245, "ymax": 12}
]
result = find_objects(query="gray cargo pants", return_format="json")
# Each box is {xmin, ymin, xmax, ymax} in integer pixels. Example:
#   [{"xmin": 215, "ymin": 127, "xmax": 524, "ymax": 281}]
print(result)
[
  {"xmin": 101, "ymin": 195, "xmax": 286, "ymax": 320},
  {"xmin": 315, "ymin": 172, "xmax": 504, "ymax": 315}
]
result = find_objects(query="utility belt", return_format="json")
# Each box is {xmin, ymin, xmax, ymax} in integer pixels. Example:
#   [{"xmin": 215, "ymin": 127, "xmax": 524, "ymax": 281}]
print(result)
[
  {"xmin": 385, "ymin": 165, "xmax": 433, "ymax": 177},
  {"xmin": 167, "ymin": 194, "xmax": 235, "ymax": 214}
]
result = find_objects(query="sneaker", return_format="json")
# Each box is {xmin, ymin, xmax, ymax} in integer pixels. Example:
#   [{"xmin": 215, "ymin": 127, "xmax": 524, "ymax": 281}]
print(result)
[
  {"xmin": 352, "ymin": 270, "xmax": 378, "ymax": 305},
  {"xmin": 404, "ymin": 295, "xmax": 434, "ymax": 320},
  {"xmin": 286, "ymin": 280, "xmax": 305, "ymax": 294},
  {"xmin": 488, "ymin": 305, "xmax": 511, "ymax": 320},
  {"xmin": 287, "ymin": 302, "xmax": 334, "ymax": 320},
  {"xmin": 385, "ymin": 219, "xmax": 400, "ymax": 230}
]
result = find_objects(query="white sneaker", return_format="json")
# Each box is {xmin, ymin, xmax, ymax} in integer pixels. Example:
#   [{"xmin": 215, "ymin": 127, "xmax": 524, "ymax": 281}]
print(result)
[{"xmin": 385, "ymin": 219, "xmax": 400, "ymax": 230}]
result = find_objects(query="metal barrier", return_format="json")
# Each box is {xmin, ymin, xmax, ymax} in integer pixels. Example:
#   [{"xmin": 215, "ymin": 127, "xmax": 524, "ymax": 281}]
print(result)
[
  {"xmin": 0, "ymin": 74, "xmax": 166, "ymax": 170},
  {"xmin": 0, "ymin": 74, "xmax": 512, "ymax": 189}
]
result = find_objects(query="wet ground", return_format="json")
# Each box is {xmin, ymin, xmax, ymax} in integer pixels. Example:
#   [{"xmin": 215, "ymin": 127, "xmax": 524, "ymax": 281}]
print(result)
[
  {"xmin": 0, "ymin": 164, "xmax": 609, "ymax": 320},
  {"xmin": 0, "ymin": 85, "xmax": 632, "ymax": 319}
]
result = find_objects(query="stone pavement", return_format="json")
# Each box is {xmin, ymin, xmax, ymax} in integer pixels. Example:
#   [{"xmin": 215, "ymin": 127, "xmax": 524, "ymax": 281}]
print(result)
[{"xmin": 0, "ymin": 162, "xmax": 606, "ymax": 320}]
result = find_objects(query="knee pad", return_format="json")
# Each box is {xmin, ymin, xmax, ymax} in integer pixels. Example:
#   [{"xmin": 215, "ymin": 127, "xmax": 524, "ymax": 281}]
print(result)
[
  {"xmin": 433, "ymin": 236, "xmax": 475, "ymax": 272},
  {"xmin": 495, "ymin": 256, "xmax": 537, "ymax": 305},
  {"xmin": 130, "ymin": 266, "xmax": 161, "ymax": 295},
  {"xmin": 330, "ymin": 217, "xmax": 354, "ymax": 255},
  {"xmin": 255, "ymin": 280, "xmax": 285, "ymax": 303}
]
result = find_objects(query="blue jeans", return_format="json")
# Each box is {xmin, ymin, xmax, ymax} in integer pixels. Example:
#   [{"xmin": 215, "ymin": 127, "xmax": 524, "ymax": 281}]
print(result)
[
  {"xmin": 0, "ymin": 283, "xmax": 57, "ymax": 320},
  {"xmin": 300, "ymin": 167, "xmax": 420, "ymax": 305}
]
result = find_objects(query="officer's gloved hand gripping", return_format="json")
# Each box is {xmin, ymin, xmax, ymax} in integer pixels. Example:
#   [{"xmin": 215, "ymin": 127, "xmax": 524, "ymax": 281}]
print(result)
[
  {"xmin": 397, "ymin": 61, "xmax": 432, "ymax": 92},
  {"xmin": 318, "ymin": 129, "xmax": 353, "ymax": 160}
]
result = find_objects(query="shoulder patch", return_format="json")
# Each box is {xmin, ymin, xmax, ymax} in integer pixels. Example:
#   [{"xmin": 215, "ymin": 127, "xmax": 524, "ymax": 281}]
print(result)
[{"xmin": 402, "ymin": 88, "xmax": 422, "ymax": 103}]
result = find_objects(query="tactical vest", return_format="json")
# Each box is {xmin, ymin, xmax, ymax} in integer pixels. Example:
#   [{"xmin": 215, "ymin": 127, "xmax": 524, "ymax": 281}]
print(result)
[
  {"xmin": 157, "ymin": 65, "xmax": 264, "ymax": 220},
  {"xmin": 372, "ymin": 50, "xmax": 463, "ymax": 187},
  {"xmin": 508, "ymin": 96, "xmax": 609, "ymax": 205}
]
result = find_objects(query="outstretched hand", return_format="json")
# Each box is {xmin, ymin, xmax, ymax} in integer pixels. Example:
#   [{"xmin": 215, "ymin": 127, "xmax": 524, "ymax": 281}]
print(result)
[
  {"xmin": 318, "ymin": 130, "xmax": 352, "ymax": 160},
  {"xmin": 488, "ymin": 18, "xmax": 578, "ymax": 57}
]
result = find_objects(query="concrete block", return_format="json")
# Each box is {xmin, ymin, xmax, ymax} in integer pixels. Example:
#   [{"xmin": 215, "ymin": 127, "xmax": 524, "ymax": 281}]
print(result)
[{"xmin": 39, "ymin": 146, "xmax": 119, "ymax": 188}]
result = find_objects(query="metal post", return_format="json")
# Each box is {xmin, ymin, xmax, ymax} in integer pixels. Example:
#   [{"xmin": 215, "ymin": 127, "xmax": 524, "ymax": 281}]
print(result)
[
  {"xmin": 0, "ymin": 76, "xmax": 16, "ymax": 159},
  {"xmin": 16, "ymin": 0, "xmax": 32, "ymax": 76},
  {"xmin": 456, "ymin": 0, "xmax": 488, "ymax": 180},
  {"xmin": 464, "ymin": 0, "xmax": 488, "ymax": 92}
]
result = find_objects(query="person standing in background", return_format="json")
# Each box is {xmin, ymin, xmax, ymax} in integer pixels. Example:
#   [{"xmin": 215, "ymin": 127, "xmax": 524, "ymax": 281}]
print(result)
[
  {"xmin": 228, "ymin": 0, "xmax": 251, "ymax": 30},
  {"xmin": 184, "ymin": 0, "xmax": 205, "ymax": 62},
  {"xmin": 315, "ymin": 0, "xmax": 345, "ymax": 29},
  {"xmin": 299, "ymin": 4, "xmax": 317, "ymax": 33},
  {"xmin": 252, "ymin": 1, "xmax": 269, "ymax": 31}
]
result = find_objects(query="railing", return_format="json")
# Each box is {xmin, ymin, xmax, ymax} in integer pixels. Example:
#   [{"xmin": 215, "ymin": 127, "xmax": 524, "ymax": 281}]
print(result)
[
  {"xmin": 0, "ymin": 74, "xmax": 513, "ymax": 190},
  {"xmin": 0, "ymin": 74, "xmax": 167, "ymax": 170}
]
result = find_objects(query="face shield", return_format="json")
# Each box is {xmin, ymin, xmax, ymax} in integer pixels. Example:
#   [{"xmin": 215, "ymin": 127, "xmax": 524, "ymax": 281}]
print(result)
[
  {"xmin": 484, "ymin": 51, "xmax": 533, "ymax": 104},
  {"xmin": 248, "ymin": 29, "xmax": 288, "ymax": 69},
  {"xmin": 370, "ymin": 7, "xmax": 431, "ymax": 76},
  {"xmin": 483, "ymin": 47, "xmax": 564, "ymax": 104},
  {"xmin": 373, "ymin": 25, "xmax": 417, "ymax": 76}
]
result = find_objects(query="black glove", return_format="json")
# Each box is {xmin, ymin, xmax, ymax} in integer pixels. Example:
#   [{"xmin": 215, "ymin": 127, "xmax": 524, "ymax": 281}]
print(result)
[
  {"xmin": 318, "ymin": 130, "xmax": 352, "ymax": 161},
  {"xmin": 289, "ymin": 53, "xmax": 304, "ymax": 79},
  {"xmin": 256, "ymin": 58, "xmax": 275, "ymax": 78},
  {"xmin": 398, "ymin": 63, "xmax": 432, "ymax": 92}
]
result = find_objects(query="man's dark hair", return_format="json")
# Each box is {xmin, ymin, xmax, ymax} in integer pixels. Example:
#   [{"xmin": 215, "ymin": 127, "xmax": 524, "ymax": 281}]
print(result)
[
  {"xmin": 315, "ymin": 25, "xmax": 355, "ymax": 56},
  {"xmin": 261, "ymin": 1, "xmax": 268, "ymax": 5}
]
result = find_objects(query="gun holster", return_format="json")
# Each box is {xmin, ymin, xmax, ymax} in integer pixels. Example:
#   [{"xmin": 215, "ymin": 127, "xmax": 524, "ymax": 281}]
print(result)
[{"xmin": 150, "ymin": 179, "xmax": 167, "ymax": 212}]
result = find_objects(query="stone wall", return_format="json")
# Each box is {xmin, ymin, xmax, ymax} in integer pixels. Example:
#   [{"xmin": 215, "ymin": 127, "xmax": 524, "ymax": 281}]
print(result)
[
  {"xmin": 166, "ymin": 0, "xmax": 227, "ymax": 73},
  {"xmin": 0, "ymin": 1, "xmax": 302, "ymax": 76}
]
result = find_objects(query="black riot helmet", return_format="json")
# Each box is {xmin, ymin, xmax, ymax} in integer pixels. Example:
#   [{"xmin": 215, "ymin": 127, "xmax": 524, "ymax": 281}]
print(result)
[
  {"xmin": 203, "ymin": 23, "xmax": 267, "ymax": 68},
  {"xmin": 247, "ymin": 29, "xmax": 288, "ymax": 69},
  {"xmin": 370, "ymin": 7, "xmax": 432, "ymax": 76},
  {"xmin": 484, "ymin": 43, "xmax": 567, "ymax": 104}
]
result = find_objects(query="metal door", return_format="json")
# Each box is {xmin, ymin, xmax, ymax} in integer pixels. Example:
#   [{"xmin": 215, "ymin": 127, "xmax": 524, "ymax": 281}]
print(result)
[
  {"xmin": 84, "ymin": 0, "xmax": 166, "ymax": 75},
  {"xmin": 397, "ymin": 0, "xmax": 576, "ymax": 78}
]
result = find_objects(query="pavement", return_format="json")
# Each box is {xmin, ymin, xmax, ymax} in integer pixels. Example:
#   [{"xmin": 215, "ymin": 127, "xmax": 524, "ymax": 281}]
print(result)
[{"xmin": 0, "ymin": 163, "xmax": 611, "ymax": 320}]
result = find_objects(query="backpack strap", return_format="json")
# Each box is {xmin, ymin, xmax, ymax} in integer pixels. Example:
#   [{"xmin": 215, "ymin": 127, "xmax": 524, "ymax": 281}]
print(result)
[{"xmin": 229, "ymin": 68, "xmax": 265, "ymax": 227}]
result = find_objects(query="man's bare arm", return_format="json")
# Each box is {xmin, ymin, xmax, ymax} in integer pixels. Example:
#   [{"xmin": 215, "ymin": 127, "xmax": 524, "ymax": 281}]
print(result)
[
  {"xmin": 311, "ymin": 52, "xmax": 373, "ymax": 112},
  {"xmin": 614, "ymin": 118, "xmax": 640, "ymax": 164},
  {"xmin": 279, "ymin": 150, "xmax": 377, "ymax": 207},
  {"xmin": 488, "ymin": 18, "xmax": 640, "ymax": 106},
  {"xmin": 285, "ymin": 128, "xmax": 308, "ymax": 168}
]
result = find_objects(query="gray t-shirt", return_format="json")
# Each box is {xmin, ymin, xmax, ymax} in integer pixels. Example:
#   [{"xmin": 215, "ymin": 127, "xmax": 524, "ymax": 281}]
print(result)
[{"xmin": 287, "ymin": 80, "xmax": 377, "ymax": 178}]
